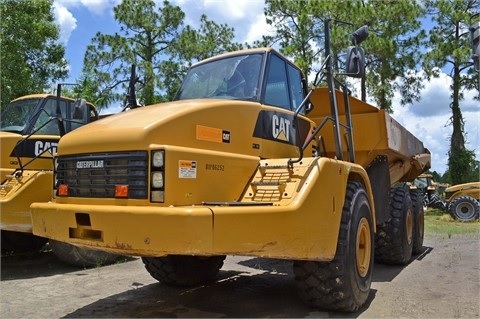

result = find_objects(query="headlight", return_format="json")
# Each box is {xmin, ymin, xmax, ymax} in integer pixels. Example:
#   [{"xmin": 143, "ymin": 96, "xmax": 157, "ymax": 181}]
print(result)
[
  {"xmin": 152, "ymin": 151, "xmax": 164, "ymax": 168},
  {"xmin": 151, "ymin": 172, "xmax": 164, "ymax": 188}
]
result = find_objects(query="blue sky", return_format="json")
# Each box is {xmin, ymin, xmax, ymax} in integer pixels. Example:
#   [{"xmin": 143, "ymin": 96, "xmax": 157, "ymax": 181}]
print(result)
[{"xmin": 52, "ymin": 0, "xmax": 479, "ymax": 175}]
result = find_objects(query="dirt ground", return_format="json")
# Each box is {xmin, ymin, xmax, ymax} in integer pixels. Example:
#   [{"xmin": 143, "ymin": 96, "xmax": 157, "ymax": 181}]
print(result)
[{"xmin": 1, "ymin": 232, "xmax": 479, "ymax": 318}]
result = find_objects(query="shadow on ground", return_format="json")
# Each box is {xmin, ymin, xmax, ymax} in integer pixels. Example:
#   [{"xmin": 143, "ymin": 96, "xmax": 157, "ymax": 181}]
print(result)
[{"xmin": 63, "ymin": 258, "xmax": 385, "ymax": 318}]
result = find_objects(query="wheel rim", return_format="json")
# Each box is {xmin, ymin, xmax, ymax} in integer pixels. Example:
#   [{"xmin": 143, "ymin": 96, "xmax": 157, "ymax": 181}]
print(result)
[
  {"xmin": 406, "ymin": 208, "xmax": 413, "ymax": 245},
  {"xmin": 456, "ymin": 202, "xmax": 475, "ymax": 219},
  {"xmin": 356, "ymin": 217, "xmax": 371, "ymax": 278}
]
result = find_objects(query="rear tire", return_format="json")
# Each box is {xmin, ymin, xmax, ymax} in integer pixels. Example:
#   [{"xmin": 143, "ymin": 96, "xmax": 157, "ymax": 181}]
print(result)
[
  {"xmin": 142, "ymin": 255, "xmax": 226, "ymax": 286},
  {"xmin": 448, "ymin": 196, "xmax": 480, "ymax": 222},
  {"xmin": 410, "ymin": 189, "xmax": 424, "ymax": 254},
  {"xmin": 293, "ymin": 181, "xmax": 374, "ymax": 312},
  {"xmin": 49, "ymin": 240, "xmax": 122, "ymax": 268},
  {"xmin": 375, "ymin": 186, "xmax": 413, "ymax": 265}
]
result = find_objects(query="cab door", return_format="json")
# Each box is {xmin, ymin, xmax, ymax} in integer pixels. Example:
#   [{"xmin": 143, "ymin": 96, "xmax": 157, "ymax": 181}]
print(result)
[{"xmin": 254, "ymin": 52, "xmax": 314, "ymax": 159}]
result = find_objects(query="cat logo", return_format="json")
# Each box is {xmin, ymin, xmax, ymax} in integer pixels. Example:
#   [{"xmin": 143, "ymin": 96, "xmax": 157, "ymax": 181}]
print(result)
[
  {"xmin": 35, "ymin": 141, "xmax": 58, "ymax": 156},
  {"xmin": 272, "ymin": 114, "xmax": 291, "ymax": 142}
]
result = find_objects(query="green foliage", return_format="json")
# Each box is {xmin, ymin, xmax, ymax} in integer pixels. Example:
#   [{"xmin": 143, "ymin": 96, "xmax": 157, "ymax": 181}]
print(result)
[
  {"xmin": 0, "ymin": 0, "xmax": 68, "ymax": 105},
  {"xmin": 80, "ymin": 0, "xmax": 243, "ymax": 106},
  {"xmin": 431, "ymin": 170, "xmax": 443, "ymax": 183},
  {"xmin": 361, "ymin": 0, "xmax": 426, "ymax": 111},
  {"xmin": 58, "ymin": 76, "xmax": 115, "ymax": 109},
  {"xmin": 81, "ymin": 0, "xmax": 185, "ymax": 107},
  {"xmin": 423, "ymin": 0, "xmax": 479, "ymax": 182},
  {"xmin": 423, "ymin": 0, "xmax": 478, "ymax": 78},
  {"xmin": 264, "ymin": 0, "xmax": 425, "ymax": 111},
  {"xmin": 264, "ymin": 0, "xmax": 325, "ymax": 79},
  {"xmin": 447, "ymin": 148, "xmax": 479, "ymax": 184}
]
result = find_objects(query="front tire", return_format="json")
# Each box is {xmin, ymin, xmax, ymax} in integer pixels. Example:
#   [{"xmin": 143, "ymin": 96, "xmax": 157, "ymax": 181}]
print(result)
[
  {"xmin": 293, "ymin": 181, "xmax": 374, "ymax": 312},
  {"xmin": 49, "ymin": 240, "xmax": 122, "ymax": 268},
  {"xmin": 375, "ymin": 186, "xmax": 413, "ymax": 265},
  {"xmin": 448, "ymin": 196, "xmax": 480, "ymax": 222},
  {"xmin": 142, "ymin": 255, "xmax": 226, "ymax": 286}
]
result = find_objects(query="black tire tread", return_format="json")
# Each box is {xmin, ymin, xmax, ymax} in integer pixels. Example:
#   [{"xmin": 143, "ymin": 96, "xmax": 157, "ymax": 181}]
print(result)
[
  {"xmin": 375, "ymin": 186, "xmax": 413, "ymax": 265},
  {"xmin": 293, "ymin": 181, "xmax": 373, "ymax": 312},
  {"xmin": 410, "ymin": 189, "xmax": 424, "ymax": 254},
  {"xmin": 448, "ymin": 195, "xmax": 480, "ymax": 222},
  {"xmin": 142, "ymin": 255, "xmax": 226, "ymax": 286}
]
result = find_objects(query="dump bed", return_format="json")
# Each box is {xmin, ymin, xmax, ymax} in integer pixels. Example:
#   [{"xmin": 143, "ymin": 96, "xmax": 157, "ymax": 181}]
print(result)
[{"xmin": 308, "ymin": 88, "xmax": 431, "ymax": 185}]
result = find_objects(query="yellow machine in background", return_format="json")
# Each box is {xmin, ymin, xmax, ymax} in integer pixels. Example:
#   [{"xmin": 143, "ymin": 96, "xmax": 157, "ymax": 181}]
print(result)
[
  {"xmin": 445, "ymin": 182, "xmax": 480, "ymax": 221},
  {"xmin": 31, "ymin": 22, "xmax": 430, "ymax": 311},
  {"xmin": 0, "ymin": 91, "xmax": 120, "ymax": 266}
]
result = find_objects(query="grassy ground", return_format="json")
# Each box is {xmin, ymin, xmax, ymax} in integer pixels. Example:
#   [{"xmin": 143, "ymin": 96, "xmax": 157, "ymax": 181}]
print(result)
[{"xmin": 425, "ymin": 208, "xmax": 480, "ymax": 239}]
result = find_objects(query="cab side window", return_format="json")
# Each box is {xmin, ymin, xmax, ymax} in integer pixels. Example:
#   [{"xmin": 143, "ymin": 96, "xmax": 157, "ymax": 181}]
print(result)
[
  {"xmin": 287, "ymin": 64, "xmax": 304, "ymax": 113},
  {"xmin": 264, "ymin": 54, "xmax": 291, "ymax": 110},
  {"xmin": 34, "ymin": 98, "xmax": 66, "ymax": 135}
]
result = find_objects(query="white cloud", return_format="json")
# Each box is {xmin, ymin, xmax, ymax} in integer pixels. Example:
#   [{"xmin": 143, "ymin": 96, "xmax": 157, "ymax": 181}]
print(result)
[
  {"xmin": 53, "ymin": 0, "xmax": 117, "ymax": 45},
  {"xmin": 53, "ymin": 2, "xmax": 77, "ymax": 44},
  {"xmin": 173, "ymin": 0, "xmax": 266, "ymax": 43},
  {"xmin": 243, "ymin": 13, "xmax": 274, "ymax": 44},
  {"xmin": 406, "ymin": 73, "xmax": 452, "ymax": 117},
  {"xmin": 203, "ymin": 0, "xmax": 262, "ymax": 20},
  {"xmin": 55, "ymin": 0, "xmax": 117, "ymax": 15},
  {"xmin": 392, "ymin": 72, "xmax": 479, "ymax": 174}
]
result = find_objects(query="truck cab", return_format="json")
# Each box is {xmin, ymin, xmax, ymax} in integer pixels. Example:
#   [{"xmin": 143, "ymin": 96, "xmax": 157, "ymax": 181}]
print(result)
[
  {"xmin": 48, "ymin": 48, "xmax": 315, "ymax": 206},
  {"xmin": 175, "ymin": 48, "xmax": 312, "ymax": 160}
]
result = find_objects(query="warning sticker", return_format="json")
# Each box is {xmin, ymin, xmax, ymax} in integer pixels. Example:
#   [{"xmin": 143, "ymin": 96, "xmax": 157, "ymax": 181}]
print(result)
[{"xmin": 179, "ymin": 160, "xmax": 197, "ymax": 178}]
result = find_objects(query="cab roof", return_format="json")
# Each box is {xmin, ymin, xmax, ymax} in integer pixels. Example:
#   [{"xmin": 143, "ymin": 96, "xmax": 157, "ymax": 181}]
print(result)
[
  {"xmin": 193, "ymin": 47, "xmax": 277, "ymax": 66},
  {"xmin": 10, "ymin": 94, "xmax": 97, "ymax": 109}
]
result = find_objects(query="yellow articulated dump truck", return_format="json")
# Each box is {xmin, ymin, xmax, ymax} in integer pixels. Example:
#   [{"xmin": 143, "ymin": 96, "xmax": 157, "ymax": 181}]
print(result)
[
  {"xmin": 0, "ymin": 88, "xmax": 120, "ymax": 267},
  {"xmin": 31, "ymin": 22, "xmax": 430, "ymax": 311}
]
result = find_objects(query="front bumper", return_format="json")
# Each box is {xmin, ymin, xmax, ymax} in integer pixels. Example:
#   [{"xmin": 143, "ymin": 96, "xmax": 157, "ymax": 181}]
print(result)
[
  {"xmin": 31, "ymin": 199, "xmax": 339, "ymax": 260},
  {"xmin": 31, "ymin": 202, "xmax": 214, "ymax": 256}
]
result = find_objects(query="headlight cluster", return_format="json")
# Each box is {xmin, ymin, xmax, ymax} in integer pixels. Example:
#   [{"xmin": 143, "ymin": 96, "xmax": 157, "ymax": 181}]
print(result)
[{"xmin": 151, "ymin": 150, "xmax": 165, "ymax": 202}]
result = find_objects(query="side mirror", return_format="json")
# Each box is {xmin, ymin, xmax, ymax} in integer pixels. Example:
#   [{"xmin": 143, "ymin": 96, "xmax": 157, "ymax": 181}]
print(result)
[
  {"xmin": 351, "ymin": 25, "xmax": 369, "ymax": 46},
  {"xmin": 345, "ymin": 46, "xmax": 366, "ymax": 78},
  {"xmin": 470, "ymin": 21, "xmax": 480, "ymax": 71},
  {"xmin": 72, "ymin": 99, "xmax": 87, "ymax": 121}
]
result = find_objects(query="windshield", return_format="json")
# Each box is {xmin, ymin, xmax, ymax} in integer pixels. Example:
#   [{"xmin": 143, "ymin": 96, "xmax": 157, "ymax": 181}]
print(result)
[
  {"xmin": 0, "ymin": 97, "xmax": 84, "ymax": 135},
  {"xmin": 176, "ymin": 53, "xmax": 263, "ymax": 101},
  {"xmin": 0, "ymin": 98, "xmax": 41, "ymax": 132},
  {"xmin": 413, "ymin": 178, "xmax": 428, "ymax": 189}
]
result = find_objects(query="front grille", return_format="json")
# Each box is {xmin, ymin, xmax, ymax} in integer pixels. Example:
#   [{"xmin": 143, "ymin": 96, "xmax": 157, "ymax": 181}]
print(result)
[{"xmin": 56, "ymin": 151, "xmax": 148, "ymax": 199}]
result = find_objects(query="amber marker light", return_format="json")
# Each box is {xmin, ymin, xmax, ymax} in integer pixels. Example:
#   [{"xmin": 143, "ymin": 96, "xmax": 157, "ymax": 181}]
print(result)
[
  {"xmin": 58, "ymin": 184, "xmax": 69, "ymax": 196},
  {"xmin": 115, "ymin": 185, "xmax": 129, "ymax": 198}
]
